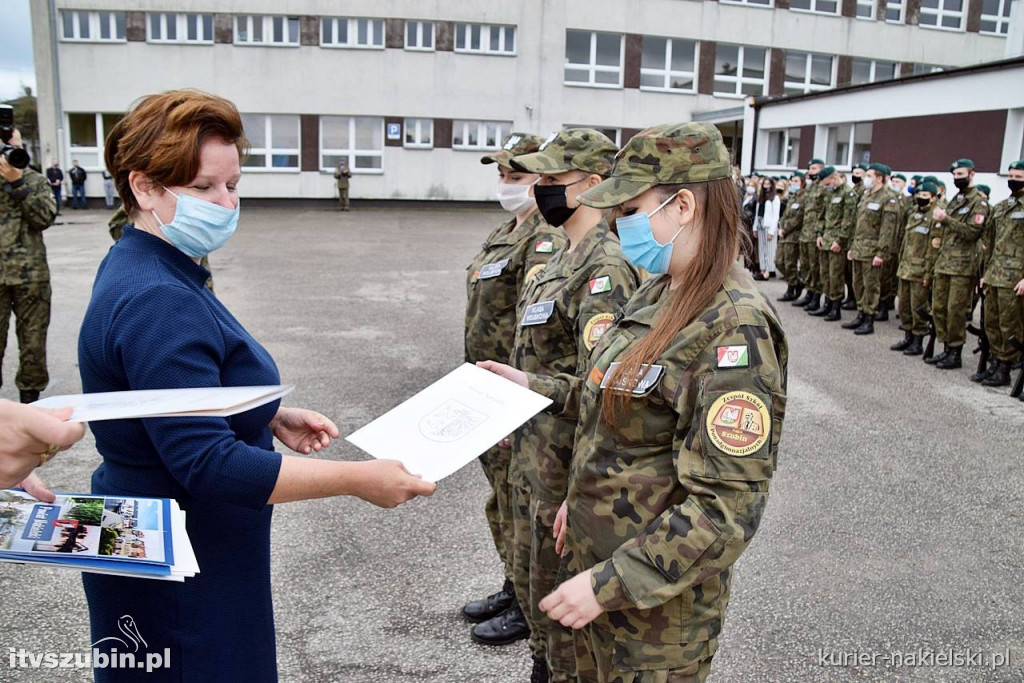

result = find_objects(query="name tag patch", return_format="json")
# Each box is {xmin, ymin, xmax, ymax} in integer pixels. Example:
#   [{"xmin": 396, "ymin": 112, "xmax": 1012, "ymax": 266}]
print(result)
[
  {"xmin": 867, "ymin": 202, "xmax": 880, "ymax": 211},
  {"xmin": 599, "ymin": 362, "xmax": 665, "ymax": 396},
  {"xmin": 831, "ymin": 197, "xmax": 842, "ymax": 204},
  {"xmin": 957, "ymin": 207, "xmax": 969, "ymax": 214},
  {"xmin": 1010, "ymin": 212, "xmax": 1024, "ymax": 219},
  {"xmin": 716, "ymin": 345, "xmax": 749, "ymax": 368},
  {"xmin": 535, "ymin": 241, "xmax": 554, "ymax": 253},
  {"xmin": 914, "ymin": 226, "xmax": 930, "ymax": 235},
  {"xmin": 521, "ymin": 300, "xmax": 555, "ymax": 326},
  {"xmin": 478, "ymin": 259, "xmax": 510, "ymax": 280},
  {"xmin": 791, "ymin": 203, "xmax": 800, "ymax": 209},
  {"xmin": 589, "ymin": 276, "xmax": 612, "ymax": 295}
]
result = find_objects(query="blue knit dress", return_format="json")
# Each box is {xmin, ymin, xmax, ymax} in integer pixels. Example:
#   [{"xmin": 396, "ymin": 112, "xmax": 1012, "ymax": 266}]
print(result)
[{"xmin": 78, "ymin": 227, "xmax": 284, "ymax": 682}]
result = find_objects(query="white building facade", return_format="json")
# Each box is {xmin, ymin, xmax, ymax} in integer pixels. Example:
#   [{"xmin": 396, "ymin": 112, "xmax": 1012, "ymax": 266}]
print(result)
[{"xmin": 31, "ymin": 0, "xmax": 1019, "ymax": 202}]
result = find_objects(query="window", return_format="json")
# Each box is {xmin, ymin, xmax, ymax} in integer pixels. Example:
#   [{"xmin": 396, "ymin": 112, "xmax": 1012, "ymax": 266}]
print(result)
[
  {"xmin": 452, "ymin": 121, "xmax": 513, "ymax": 151},
  {"xmin": 857, "ymin": 0, "xmax": 876, "ymax": 18},
  {"xmin": 885, "ymin": 0, "xmax": 906, "ymax": 21},
  {"xmin": 563, "ymin": 125, "xmax": 621, "ymax": 145},
  {"xmin": 640, "ymin": 37, "xmax": 697, "ymax": 92},
  {"xmin": 148, "ymin": 13, "xmax": 214, "ymax": 43},
  {"xmin": 321, "ymin": 17, "xmax": 385, "ymax": 48},
  {"xmin": 850, "ymin": 59, "xmax": 897, "ymax": 84},
  {"xmin": 911, "ymin": 63, "xmax": 945, "ymax": 74},
  {"xmin": 60, "ymin": 11, "xmax": 125, "ymax": 42},
  {"xmin": 564, "ymin": 30, "xmax": 623, "ymax": 88},
  {"xmin": 824, "ymin": 123, "xmax": 872, "ymax": 167},
  {"xmin": 789, "ymin": 0, "xmax": 840, "ymax": 14},
  {"xmin": 403, "ymin": 118, "xmax": 433, "ymax": 148},
  {"xmin": 713, "ymin": 44, "xmax": 767, "ymax": 97},
  {"xmin": 242, "ymin": 115, "xmax": 300, "ymax": 170},
  {"xmin": 454, "ymin": 23, "xmax": 516, "ymax": 55},
  {"xmin": 765, "ymin": 128, "xmax": 802, "ymax": 167},
  {"xmin": 720, "ymin": 0, "xmax": 773, "ymax": 5},
  {"xmin": 320, "ymin": 116, "xmax": 383, "ymax": 172},
  {"xmin": 405, "ymin": 20, "xmax": 434, "ymax": 50},
  {"xmin": 980, "ymin": 0, "xmax": 1013, "ymax": 34},
  {"xmin": 918, "ymin": 0, "xmax": 965, "ymax": 30},
  {"xmin": 783, "ymin": 52, "xmax": 835, "ymax": 94},
  {"xmin": 235, "ymin": 15, "xmax": 300, "ymax": 46},
  {"xmin": 66, "ymin": 113, "xmax": 123, "ymax": 169}
]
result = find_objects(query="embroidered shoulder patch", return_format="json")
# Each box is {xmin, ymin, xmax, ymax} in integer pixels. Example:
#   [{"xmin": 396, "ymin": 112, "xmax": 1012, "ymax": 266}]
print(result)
[
  {"xmin": 973, "ymin": 213, "xmax": 985, "ymax": 225},
  {"xmin": 589, "ymin": 276, "xmax": 612, "ymax": 294},
  {"xmin": 583, "ymin": 313, "xmax": 615, "ymax": 350},
  {"xmin": 535, "ymin": 240, "xmax": 554, "ymax": 253},
  {"xmin": 716, "ymin": 345, "xmax": 749, "ymax": 368},
  {"xmin": 705, "ymin": 391, "xmax": 771, "ymax": 457}
]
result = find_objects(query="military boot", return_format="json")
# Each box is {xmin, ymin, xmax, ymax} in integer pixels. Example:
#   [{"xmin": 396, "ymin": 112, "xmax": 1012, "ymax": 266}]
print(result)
[
  {"xmin": 824, "ymin": 300, "xmax": 842, "ymax": 322},
  {"xmin": 531, "ymin": 657, "xmax": 550, "ymax": 683},
  {"xmin": 804, "ymin": 293, "xmax": 821, "ymax": 311},
  {"xmin": 19, "ymin": 390, "xmax": 40, "ymax": 405},
  {"xmin": 809, "ymin": 297, "xmax": 831, "ymax": 317},
  {"xmin": 854, "ymin": 316, "xmax": 875, "ymax": 335},
  {"xmin": 981, "ymin": 360, "xmax": 1011, "ymax": 387},
  {"xmin": 902, "ymin": 335, "xmax": 924, "ymax": 356},
  {"xmin": 842, "ymin": 312, "xmax": 866, "ymax": 330},
  {"xmin": 777, "ymin": 285, "xmax": 796, "ymax": 302},
  {"xmin": 925, "ymin": 344, "xmax": 950, "ymax": 365},
  {"xmin": 970, "ymin": 361, "xmax": 994, "ymax": 383},
  {"xmin": 470, "ymin": 601, "xmax": 530, "ymax": 646},
  {"xmin": 936, "ymin": 346, "xmax": 963, "ymax": 369},
  {"xmin": 841, "ymin": 295, "xmax": 857, "ymax": 310},
  {"xmin": 874, "ymin": 301, "xmax": 890, "ymax": 322},
  {"xmin": 890, "ymin": 330, "xmax": 913, "ymax": 351},
  {"xmin": 792, "ymin": 290, "xmax": 813, "ymax": 307},
  {"xmin": 462, "ymin": 579, "xmax": 516, "ymax": 623}
]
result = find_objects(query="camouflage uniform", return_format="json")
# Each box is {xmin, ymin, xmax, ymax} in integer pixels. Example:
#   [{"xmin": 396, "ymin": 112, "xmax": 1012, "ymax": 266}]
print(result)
[
  {"xmin": 466, "ymin": 132, "xmax": 564, "ymax": 581},
  {"xmin": 334, "ymin": 163, "xmax": 351, "ymax": 210},
  {"xmin": 0, "ymin": 168, "xmax": 57, "ymax": 393},
  {"xmin": 109, "ymin": 206, "xmax": 214, "ymax": 291},
  {"xmin": 896, "ymin": 204, "xmax": 939, "ymax": 336},
  {"xmin": 850, "ymin": 186, "xmax": 900, "ymax": 316},
  {"xmin": 821, "ymin": 184, "xmax": 859, "ymax": 303},
  {"xmin": 776, "ymin": 188, "xmax": 805, "ymax": 288},
  {"xmin": 980, "ymin": 189, "xmax": 1024, "ymax": 363},
  {"xmin": 799, "ymin": 182, "xmax": 826, "ymax": 295},
  {"xmin": 931, "ymin": 186, "xmax": 988, "ymax": 347},
  {"xmin": 507, "ymin": 128, "xmax": 640, "ymax": 681},
  {"xmin": 555, "ymin": 122, "xmax": 788, "ymax": 682},
  {"xmin": 880, "ymin": 193, "xmax": 909, "ymax": 308}
]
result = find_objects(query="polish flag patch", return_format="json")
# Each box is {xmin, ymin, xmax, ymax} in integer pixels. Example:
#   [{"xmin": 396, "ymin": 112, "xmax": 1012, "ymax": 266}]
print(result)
[{"xmin": 717, "ymin": 345, "xmax": 749, "ymax": 368}]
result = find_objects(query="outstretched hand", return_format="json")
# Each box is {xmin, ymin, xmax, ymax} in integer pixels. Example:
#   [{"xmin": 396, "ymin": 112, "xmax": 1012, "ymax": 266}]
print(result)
[{"xmin": 272, "ymin": 408, "xmax": 340, "ymax": 455}]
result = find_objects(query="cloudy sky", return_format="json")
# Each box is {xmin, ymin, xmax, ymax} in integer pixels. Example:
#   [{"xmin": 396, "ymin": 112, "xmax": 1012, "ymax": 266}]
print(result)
[{"xmin": 1, "ymin": 0, "xmax": 37, "ymax": 100}]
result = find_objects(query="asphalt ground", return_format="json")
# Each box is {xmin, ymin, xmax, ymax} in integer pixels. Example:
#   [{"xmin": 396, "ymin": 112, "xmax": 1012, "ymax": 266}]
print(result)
[{"xmin": 1, "ymin": 206, "xmax": 1021, "ymax": 682}]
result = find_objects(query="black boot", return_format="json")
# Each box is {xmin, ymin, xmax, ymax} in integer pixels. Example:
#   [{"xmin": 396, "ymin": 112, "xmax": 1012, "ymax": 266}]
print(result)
[
  {"xmin": 842, "ymin": 312, "xmax": 866, "ymax": 330},
  {"xmin": 809, "ymin": 297, "xmax": 831, "ymax": 317},
  {"xmin": 462, "ymin": 579, "xmax": 517, "ymax": 623},
  {"xmin": 890, "ymin": 330, "xmax": 913, "ymax": 351},
  {"xmin": 803, "ymin": 293, "xmax": 821, "ymax": 311},
  {"xmin": 936, "ymin": 346, "xmax": 962, "ymax": 369},
  {"xmin": 970, "ymin": 361, "xmax": 994, "ymax": 383},
  {"xmin": 470, "ymin": 601, "xmax": 530, "ymax": 646},
  {"xmin": 792, "ymin": 290, "xmax": 813, "ymax": 307},
  {"xmin": 981, "ymin": 360, "xmax": 1011, "ymax": 387},
  {"xmin": 903, "ymin": 335, "xmax": 924, "ymax": 356},
  {"xmin": 531, "ymin": 656, "xmax": 550, "ymax": 683},
  {"xmin": 19, "ymin": 390, "xmax": 40, "ymax": 404},
  {"xmin": 854, "ymin": 316, "xmax": 875, "ymax": 335},
  {"xmin": 875, "ymin": 301, "xmax": 889, "ymax": 322},
  {"xmin": 925, "ymin": 344, "xmax": 949, "ymax": 365},
  {"xmin": 824, "ymin": 300, "xmax": 842, "ymax": 322},
  {"xmin": 777, "ymin": 285, "xmax": 795, "ymax": 302}
]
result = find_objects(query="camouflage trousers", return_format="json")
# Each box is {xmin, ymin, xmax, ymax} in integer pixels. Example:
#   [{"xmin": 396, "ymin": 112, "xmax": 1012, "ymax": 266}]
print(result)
[
  {"xmin": 881, "ymin": 255, "xmax": 900, "ymax": 302},
  {"xmin": 826, "ymin": 250, "xmax": 847, "ymax": 302},
  {"xmin": 852, "ymin": 260, "xmax": 881, "ymax": 315},
  {"xmin": 575, "ymin": 625, "xmax": 717, "ymax": 683},
  {"xmin": 511, "ymin": 484, "xmax": 575, "ymax": 681},
  {"xmin": 775, "ymin": 242, "xmax": 800, "ymax": 287},
  {"xmin": 478, "ymin": 444, "xmax": 514, "ymax": 580},
  {"xmin": 983, "ymin": 285, "xmax": 1024, "ymax": 362},
  {"xmin": 897, "ymin": 279, "xmax": 931, "ymax": 336},
  {"xmin": 800, "ymin": 242, "xmax": 820, "ymax": 294},
  {"xmin": 0, "ymin": 282, "xmax": 51, "ymax": 392},
  {"xmin": 932, "ymin": 274, "xmax": 974, "ymax": 347},
  {"xmin": 338, "ymin": 187, "xmax": 350, "ymax": 210},
  {"xmin": 817, "ymin": 246, "xmax": 831, "ymax": 300}
]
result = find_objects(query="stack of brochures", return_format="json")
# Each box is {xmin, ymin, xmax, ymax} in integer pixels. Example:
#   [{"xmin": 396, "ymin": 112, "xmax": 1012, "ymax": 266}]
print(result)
[{"xmin": 0, "ymin": 489, "xmax": 199, "ymax": 582}]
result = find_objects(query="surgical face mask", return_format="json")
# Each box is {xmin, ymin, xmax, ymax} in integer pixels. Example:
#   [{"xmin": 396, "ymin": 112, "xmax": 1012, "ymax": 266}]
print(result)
[
  {"xmin": 745, "ymin": 186, "xmax": 756, "ymax": 195},
  {"xmin": 615, "ymin": 193, "xmax": 686, "ymax": 275},
  {"xmin": 789, "ymin": 183, "xmax": 800, "ymax": 193},
  {"xmin": 862, "ymin": 176, "xmax": 875, "ymax": 190},
  {"xmin": 807, "ymin": 173, "xmax": 819, "ymax": 181},
  {"xmin": 534, "ymin": 178, "xmax": 585, "ymax": 227},
  {"xmin": 496, "ymin": 181, "xmax": 536, "ymax": 214},
  {"xmin": 152, "ymin": 187, "xmax": 239, "ymax": 259}
]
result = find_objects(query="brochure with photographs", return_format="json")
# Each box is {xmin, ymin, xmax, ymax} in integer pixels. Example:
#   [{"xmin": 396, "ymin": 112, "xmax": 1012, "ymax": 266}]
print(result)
[{"xmin": 0, "ymin": 489, "xmax": 199, "ymax": 582}]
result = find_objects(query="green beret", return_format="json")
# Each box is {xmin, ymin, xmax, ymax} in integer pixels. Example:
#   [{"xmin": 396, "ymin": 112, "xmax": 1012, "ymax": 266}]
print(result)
[
  {"xmin": 854, "ymin": 163, "xmax": 868, "ymax": 172},
  {"xmin": 792, "ymin": 171, "xmax": 806, "ymax": 178},
  {"xmin": 911, "ymin": 175, "xmax": 923, "ymax": 182},
  {"xmin": 1009, "ymin": 159, "xmax": 1024, "ymax": 171},
  {"xmin": 808, "ymin": 158, "xmax": 825, "ymax": 167},
  {"xmin": 917, "ymin": 181, "xmax": 938, "ymax": 195},
  {"xmin": 977, "ymin": 184, "xmax": 991, "ymax": 195},
  {"xmin": 951, "ymin": 158, "xmax": 975, "ymax": 170},
  {"xmin": 893, "ymin": 173, "xmax": 906, "ymax": 182},
  {"xmin": 819, "ymin": 165, "xmax": 837, "ymax": 180},
  {"xmin": 868, "ymin": 162, "xmax": 890, "ymax": 176}
]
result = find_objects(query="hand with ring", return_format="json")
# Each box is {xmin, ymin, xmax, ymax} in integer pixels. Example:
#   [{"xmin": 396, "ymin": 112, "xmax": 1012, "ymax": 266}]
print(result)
[{"xmin": 0, "ymin": 400, "xmax": 86, "ymax": 499}]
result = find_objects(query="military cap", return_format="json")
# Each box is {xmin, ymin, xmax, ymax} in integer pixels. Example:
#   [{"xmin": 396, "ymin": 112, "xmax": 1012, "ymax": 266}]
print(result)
[
  {"xmin": 481, "ymin": 132, "xmax": 545, "ymax": 169},
  {"xmin": 818, "ymin": 165, "xmax": 837, "ymax": 180},
  {"xmin": 922, "ymin": 175, "xmax": 945, "ymax": 188},
  {"xmin": 1009, "ymin": 159, "xmax": 1024, "ymax": 171},
  {"xmin": 577, "ymin": 122, "xmax": 731, "ymax": 208},
  {"xmin": 792, "ymin": 171, "xmax": 806, "ymax": 178},
  {"xmin": 951, "ymin": 158, "xmax": 975, "ymax": 170},
  {"xmin": 808, "ymin": 158, "xmax": 825, "ymax": 167},
  {"xmin": 510, "ymin": 128, "xmax": 617, "ymax": 176},
  {"xmin": 977, "ymin": 184, "xmax": 991, "ymax": 196},
  {"xmin": 918, "ymin": 181, "xmax": 938, "ymax": 195},
  {"xmin": 911, "ymin": 174, "xmax": 923, "ymax": 182},
  {"xmin": 893, "ymin": 173, "xmax": 906, "ymax": 181},
  {"xmin": 868, "ymin": 162, "xmax": 891, "ymax": 176}
]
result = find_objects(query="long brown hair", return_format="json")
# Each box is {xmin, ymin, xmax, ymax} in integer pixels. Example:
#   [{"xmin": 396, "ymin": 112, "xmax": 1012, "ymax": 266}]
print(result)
[{"xmin": 602, "ymin": 177, "xmax": 748, "ymax": 425}]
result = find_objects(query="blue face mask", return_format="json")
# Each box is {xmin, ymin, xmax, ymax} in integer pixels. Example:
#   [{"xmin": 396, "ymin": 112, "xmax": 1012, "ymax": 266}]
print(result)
[
  {"xmin": 615, "ymin": 193, "xmax": 686, "ymax": 274},
  {"xmin": 152, "ymin": 188, "xmax": 240, "ymax": 259}
]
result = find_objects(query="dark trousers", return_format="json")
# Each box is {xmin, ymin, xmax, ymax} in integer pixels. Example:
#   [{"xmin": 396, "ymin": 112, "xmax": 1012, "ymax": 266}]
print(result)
[
  {"xmin": 51, "ymin": 186, "xmax": 62, "ymax": 212},
  {"xmin": 72, "ymin": 184, "xmax": 86, "ymax": 208}
]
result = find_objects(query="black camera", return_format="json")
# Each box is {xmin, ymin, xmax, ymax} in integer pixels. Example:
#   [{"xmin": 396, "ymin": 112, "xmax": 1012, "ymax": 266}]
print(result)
[{"xmin": 0, "ymin": 104, "xmax": 30, "ymax": 171}]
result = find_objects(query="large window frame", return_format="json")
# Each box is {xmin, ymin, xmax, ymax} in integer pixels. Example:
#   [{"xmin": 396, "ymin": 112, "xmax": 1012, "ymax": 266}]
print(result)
[
  {"xmin": 321, "ymin": 17, "xmax": 386, "ymax": 49},
  {"xmin": 885, "ymin": 0, "xmax": 906, "ymax": 21},
  {"xmin": 66, "ymin": 113, "xmax": 123, "ymax": 170},
  {"xmin": 242, "ymin": 114, "xmax": 301, "ymax": 171},
  {"xmin": 454, "ymin": 23, "xmax": 517, "ymax": 55},
  {"xmin": 824, "ymin": 122, "xmax": 873, "ymax": 168},
  {"xmin": 783, "ymin": 51, "xmax": 836, "ymax": 95},
  {"xmin": 235, "ymin": 15, "xmax": 300, "ymax": 46},
  {"xmin": 850, "ymin": 58, "xmax": 898, "ymax": 84},
  {"xmin": 918, "ymin": 0, "xmax": 966, "ymax": 31},
  {"xmin": 60, "ymin": 11, "xmax": 125, "ymax": 42},
  {"xmin": 564, "ymin": 30, "xmax": 624, "ymax": 88},
  {"xmin": 765, "ymin": 128, "xmax": 802, "ymax": 168},
  {"xmin": 319, "ymin": 116, "xmax": 384, "ymax": 173},
  {"xmin": 713, "ymin": 44, "xmax": 767, "ymax": 98},
  {"xmin": 980, "ymin": 0, "xmax": 1013, "ymax": 34},
  {"xmin": 403, "ymin": 119, "xmax": 434, "ymax": 149},
  {"xmin": 147, "ymin": 13, "xmax": 214, "ymax": 44},
  {"xmin": 640, "ymin": 36, "xmax": 698, "ymax": 93},
  {"xmin": 856, "ymin": 0, "xmax": 876, "ymax": 18},
  {"xmin": 405, "ymin": 20, "xmax": 435, "ymax": 51},
  {"xmin": 451, "ymin": 121, "xmax": 514, "ymax": 151},
  {"xmin": 720, "ymin": 0, "xmax": 774, "ymax": 6},
  {"xmin": 788, "ymin": 0, "xmax": 841, "ymax": 15}
]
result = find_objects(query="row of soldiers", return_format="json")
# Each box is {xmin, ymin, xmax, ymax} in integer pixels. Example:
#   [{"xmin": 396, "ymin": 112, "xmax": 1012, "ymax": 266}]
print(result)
[{"xmin": 774, "ymin": 156, "xmax": 1024, "ymax": 396}]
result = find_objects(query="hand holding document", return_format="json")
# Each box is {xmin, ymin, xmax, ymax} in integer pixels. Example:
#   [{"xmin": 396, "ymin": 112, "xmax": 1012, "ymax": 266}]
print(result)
[
  {"xmin": 347, "ymin": 364, "xmax": 551, "ymax": 482},
  {"xmin": 32, "ymin": 385, "xmax": 294, "ymax": 423}
]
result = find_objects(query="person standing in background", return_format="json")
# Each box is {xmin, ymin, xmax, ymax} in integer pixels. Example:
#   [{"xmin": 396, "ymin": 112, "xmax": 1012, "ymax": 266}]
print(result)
[
  {"xmin": 69, "ymin": 160, "xmax": 87, "ymax": 210},
  {"xmin": 334, "ymin": 160, "xmax": 351, "ymax": 211},
  {"xmin": 754, "ymin": 176, "xmax": 780, "ymax": 281},
  {"xmin": 102, "ymin": 169, "xmax": 116, "ymax": 208},
  {"xmin": 45, "ymin": 161, "xmax": 63, "ymax": 216}
]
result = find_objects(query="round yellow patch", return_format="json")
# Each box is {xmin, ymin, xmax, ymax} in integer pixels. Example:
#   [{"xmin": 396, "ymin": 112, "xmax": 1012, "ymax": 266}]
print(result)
[
  {"xmin": 705, "ymin": 391, "xmax": 771, "ymax": 457},
  {"xmin": 583, "ymin": 313, "xmax": 616, "ymax": 351},
  {"xmin": 526, "ymin": 264, "xmax": 546, "ymax": 281}
]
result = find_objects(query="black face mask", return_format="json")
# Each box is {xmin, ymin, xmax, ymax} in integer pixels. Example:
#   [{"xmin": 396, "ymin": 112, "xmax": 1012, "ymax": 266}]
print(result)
[
  {"xmin": 776, "ymin": 188, "xmax": 784, "ymax": 194},
  {"xmin": 915, "ymin": 197, "xmax": 931, "ymax": 210},
  {"xmin": 535, "ymin": 180, "xmax": 584, "ymax": 227},
  {"xmin": 1008, "ymin": 179, "xmax": 1024, "ymax": 194},
  {"xmin": 851, "ymin": 175, "xmax": 862, "ymax": 185},
  {"xmin": 953, "ymin": 177, "xmax": 970, "ymax": 191},
  {"xmin": 807, "ymin": 173, "xmax": 819, "ymax": 181}
]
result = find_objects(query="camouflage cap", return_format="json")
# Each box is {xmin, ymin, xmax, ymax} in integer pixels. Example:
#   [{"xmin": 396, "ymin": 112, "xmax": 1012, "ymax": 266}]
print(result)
[
  {"xmin": 577, "ymin": 122, "xmax": 732, "ymax": 208},
  {"xmin": 509, "ymin": 128, "xmax": 617, "ymax": 176},
  {"xmin": 480, "ymin": 132, "xmax": 545, "ymax": 169},
  {"xmin": 951, "ymin": 158, "xmax": 975, "ymax": 170},
  {"xmin": 1008, "ymin": 159, "xmax": 1024, "ymax": 171}
]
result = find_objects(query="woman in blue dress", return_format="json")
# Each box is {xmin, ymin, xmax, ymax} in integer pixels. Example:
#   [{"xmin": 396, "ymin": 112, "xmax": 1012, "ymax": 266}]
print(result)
[{"xmin": 79, "ymin": 90, "xmax": 436, "ymax": 682}]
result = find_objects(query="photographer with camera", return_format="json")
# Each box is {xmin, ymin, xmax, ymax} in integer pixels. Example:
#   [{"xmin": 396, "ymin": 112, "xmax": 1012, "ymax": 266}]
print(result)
[{"xmin": 0, "ymin": 109, "xmax": 57, "ymax": 405}]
